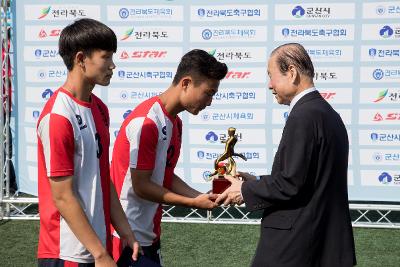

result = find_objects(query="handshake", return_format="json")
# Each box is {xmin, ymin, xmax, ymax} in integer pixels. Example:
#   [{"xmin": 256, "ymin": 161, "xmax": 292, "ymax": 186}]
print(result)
[{"xmin": 193, "ymin": 172, "xmax": 258, "ymax": 209}]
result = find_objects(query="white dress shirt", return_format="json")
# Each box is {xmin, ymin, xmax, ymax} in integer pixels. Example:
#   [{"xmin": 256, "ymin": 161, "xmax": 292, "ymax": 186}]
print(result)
[{"xmin": 287, "ymin": 87, "xmax": 316, "ymax": 117}]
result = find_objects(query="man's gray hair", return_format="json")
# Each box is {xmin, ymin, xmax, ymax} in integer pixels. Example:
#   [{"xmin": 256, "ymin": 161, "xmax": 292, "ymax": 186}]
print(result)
[{"xmin": 270, "ymin": 43, "xmax": 314, "ymax": 79}]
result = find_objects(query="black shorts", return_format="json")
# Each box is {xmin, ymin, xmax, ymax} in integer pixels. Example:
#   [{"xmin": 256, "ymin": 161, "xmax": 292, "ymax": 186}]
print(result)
[
  {"xmin": 142, "ymin": 240, "xmax": 163, "ymax": 265},
  {"xmin": 38, "ymin": 258, "xmax": 94, "ymax": 267}
]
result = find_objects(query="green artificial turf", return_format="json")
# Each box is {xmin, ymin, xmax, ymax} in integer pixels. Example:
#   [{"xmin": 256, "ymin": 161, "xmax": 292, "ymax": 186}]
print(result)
[{"xmin": 0, "ymin": 220, "xmax": 399, "ymax": 266}]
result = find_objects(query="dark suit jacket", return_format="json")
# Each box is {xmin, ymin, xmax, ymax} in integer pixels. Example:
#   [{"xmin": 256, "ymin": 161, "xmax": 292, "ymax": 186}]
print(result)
[{"xmin": 242, "ymin": 91, "xmax": 356, "ymax": 267}]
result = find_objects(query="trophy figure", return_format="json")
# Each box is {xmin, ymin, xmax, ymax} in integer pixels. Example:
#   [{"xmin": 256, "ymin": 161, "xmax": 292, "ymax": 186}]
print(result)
[{"xmin": 210, "ymin": 127, "xmax": 247, "ymax": 194}]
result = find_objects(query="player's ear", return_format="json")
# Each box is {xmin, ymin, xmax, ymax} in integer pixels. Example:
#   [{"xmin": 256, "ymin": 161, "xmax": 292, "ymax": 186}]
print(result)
[
  {"xmin": 74, "ymin": 51, "xmax": 85, "ymax": 69},
  {"xmin": 180, "ymin": 76, "xmax": 191, "ymax": 90}
]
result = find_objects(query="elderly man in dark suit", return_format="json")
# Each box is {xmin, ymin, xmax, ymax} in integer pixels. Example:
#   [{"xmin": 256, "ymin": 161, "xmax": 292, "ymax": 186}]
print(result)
[{"xmin": 216, "ymin": 43, "xmax": 356, "ymax": 267}]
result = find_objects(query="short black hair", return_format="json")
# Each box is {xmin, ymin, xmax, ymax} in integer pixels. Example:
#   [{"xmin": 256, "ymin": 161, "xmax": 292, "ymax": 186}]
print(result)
[
  {"xmin": 172, "ymin": 49, "xmax": 228, "ymax": 86},
  {"xmin": 59, "ymin": 18, "xmax": 117, "ymax": 71},
  {"xmin": 271, "ymin": 43, "xmax": 314, "ymax": 80}
]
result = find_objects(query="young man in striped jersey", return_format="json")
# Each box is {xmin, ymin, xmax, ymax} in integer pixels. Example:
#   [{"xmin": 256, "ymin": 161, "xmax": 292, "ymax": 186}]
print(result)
[
  {"xmin": 37, "ymin": 18, "xmax": 139, "ymax": 267},
  {"xmin": 111, "ymin": 49, "xmax": 228, "ymax": 265}
]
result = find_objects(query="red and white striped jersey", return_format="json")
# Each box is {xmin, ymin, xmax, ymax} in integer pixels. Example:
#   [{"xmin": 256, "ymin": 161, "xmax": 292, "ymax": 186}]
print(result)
[
  {"xmin": 37, "ymin": 88, "xmax": 111, "ymax": 263},
  {"xmin": 111, "ymin": 96, "xmax": 182, "ymax": 246}
]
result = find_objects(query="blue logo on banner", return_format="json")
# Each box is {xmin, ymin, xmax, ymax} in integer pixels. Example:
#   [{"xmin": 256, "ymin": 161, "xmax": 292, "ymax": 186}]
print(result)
[
  {"xmin": 282, "ymin": 28, "xmax": 290, "ymax": 37},
  {"xmin": 292, "ymin": 6, "xmax": 305, "ymax": 18},
  {"xmin": 197, "ymin": 150, "xmax": 205, "ymax": 159},
  {"xmin": 114, "ymin": 130, "xmax": 119, "ymax": 138},
  {"xmin": 118, "ymin": 70, "xmax": 125, "ymax": 78},
  {"xmin": 41, "ymin": 88, "xmax": 53, "ymax": 100},
  {"xmin": 369, "ymin": 48, "xmax": 377, "ymax": 57},
  {"xmin": 379, "ymin": 25, "xmax": 394, "ymax": 38},
  {"xmin": 123, "ymin": 110, "xmax": 132, "ymax": 119},
  {"xmin": 203, "ymin": 170, "xmax": 211, "ymax": 181},
  {"xmin": 119, "ymin": 8, "xmax": 129, "ymax": 19},
  {"xmin": 373, "ymin": 69, "xmax": 384, "ymax": 80},
  {"xmin": 205, "ymin": 131, "xmax": 218, "ymax": 143},
  {"xmin": 32, "ymin": 110, "xmax": 40, "ymax": 119},
  {"xmin": 378, "ymin": 172, "xmax": 392, "ymax": 184},
  {"xmin": 38, "ymin": 70, "xmax": 46, "ymax": 79},
  {"xmin": 376, "ymin": 6, "xmax": 386, "ymax": 15},
  {"xmin": 202, "ymin": 29, "xmax": 212, "ymax": 40},
  {"xmin": 201, "ymin": 111, "xmax": 210, "ymax": 121},
  {"xmin": 373, "ymin": 152, "xmax": 382, "ymax": 161},
  {"xmin": 34, "ymin": 49, "xmax": 42, "ymax": 57},
  {"xmin": 284, "ymin": 111, "xmax": 289, "ymax": 120},
  {"xmin": 198, "ymin": 8, "xmax": 205, "ymax": 17},
  {"xmin": 370, "ymin": 133, "xmax": 379, "ymax": 141},
  {"xmin": 120, "ymin": 91, "xmax": 128, "ymax": 99}
]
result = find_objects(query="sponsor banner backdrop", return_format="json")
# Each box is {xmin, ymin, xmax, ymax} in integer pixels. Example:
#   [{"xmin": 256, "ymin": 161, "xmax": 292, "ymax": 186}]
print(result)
[{"xmin": 15, "ymin": 0, "xmax": 400, "ymax": 201}]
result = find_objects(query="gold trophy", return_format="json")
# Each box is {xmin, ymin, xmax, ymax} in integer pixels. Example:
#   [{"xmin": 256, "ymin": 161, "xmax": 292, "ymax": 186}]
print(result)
[{"xmin": 209, "ymin": 127, "xmax": 247, "ymax": 194}]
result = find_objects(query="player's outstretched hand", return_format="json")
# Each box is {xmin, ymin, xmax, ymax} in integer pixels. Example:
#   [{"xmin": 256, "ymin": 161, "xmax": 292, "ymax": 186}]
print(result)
[{"xmin": 192, "ymin": 193, "xmax": 219, "ymax": 209}]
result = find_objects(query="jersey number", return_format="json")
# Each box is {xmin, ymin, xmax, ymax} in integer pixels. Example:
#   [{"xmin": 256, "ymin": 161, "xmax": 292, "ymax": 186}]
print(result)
[{"xmin": 95, "ymin": 133, "xmax": 103, "ymax": 158}]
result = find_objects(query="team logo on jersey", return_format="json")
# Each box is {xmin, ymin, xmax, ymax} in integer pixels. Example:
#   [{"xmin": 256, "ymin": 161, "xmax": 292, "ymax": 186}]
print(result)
[
  {"xmin": 75, "ymin": 115, "xmax": 87, "ymax": 130},
  {"xmin": 162, "ymin": 126, "xmax": 167, "ymax": 140}
]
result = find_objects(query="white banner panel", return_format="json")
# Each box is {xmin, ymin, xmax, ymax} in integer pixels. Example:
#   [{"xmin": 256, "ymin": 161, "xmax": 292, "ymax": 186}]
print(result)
[
  {"xmin": 190, "ymin": 147, "xmax": 267, "ymax": 164},
  {"xmin": 115, "ymin": 47, "xmax": 183, "ymax": 63},
  {"xmin": 360, "ymin": 149, "xmax": 400, "ymax": 166},
  {"xmin": 359, "ymin": 130, "xmax": 400, "ymax": 146},
  {"xmin": 305, "ymin": 46, "xmax": 354, "ymax": 62},
  {"xmin": 191, "ymin": 5, "xmax": 268, "ymax": 21},
  {"xmin": 360, "ymin": 45, "xmax": 400, "ymax": 62},
  {"xmin": 111, "ymin": 26, "xmax": 183, "ymax": 42},
  {"xmin": 188, "ymin": 129, "xmax": 266, "ymax": 145},
  {"xmin": 190, "ymin": 26, "xmax": 267, "ymax": 42},
  {"xmin": 189, "ymin": 109, "xmax": 265, "ymax": 125},
  {"xmin": 363, "ymin": 2, "xmax": 400, "ymax": 19},
  {"xmin": 275, "ymin": 3, "xmax": 355, "ymax": 20},
  {"xmin": 360, "ymin": 67, "xmax": 400, "ymax": 83},
  {"xmin": 274, "ymin": 24, "xmax": 354, "ymax": 41},
  {"xmin": 24, "ymin": 5, "xmax": 100, "ymax": 21},
  {"xmin": 360, "ymin": 170, "xmax": 400, "ymax": 186},
  {"xmin": 191, "ymin": 47, "xmax": 268, "ymax": 63},
  {"xmin": 107, "ymin": 5, "xmax": 183, "ymax": 21},
  {"xmin": 362, "ymin": 24, "xmax": 400, "ymax": 40},
  {"xmin": 359, "ymin": 88, "xmax": 400, "ymax": 104}
]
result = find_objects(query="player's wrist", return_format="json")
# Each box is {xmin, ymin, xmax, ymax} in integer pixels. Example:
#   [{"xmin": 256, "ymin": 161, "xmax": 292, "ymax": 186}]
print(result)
[
  {"xmin": 125, "ymin": 231, "xmax": 137, "ymax": 245},
  {"xmin": 92, "ymin": 247, "xmax": 109, "ymax": 261},
  {"xmin": 187, "ymin": 196, "xmax": 196, "ymax": 207}
]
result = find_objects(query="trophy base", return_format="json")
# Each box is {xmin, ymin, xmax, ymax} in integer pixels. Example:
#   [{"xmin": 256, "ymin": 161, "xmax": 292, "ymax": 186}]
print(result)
[{"xmin": 212, "ymin": 176, "xmax": 231, "ymax": 194}]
